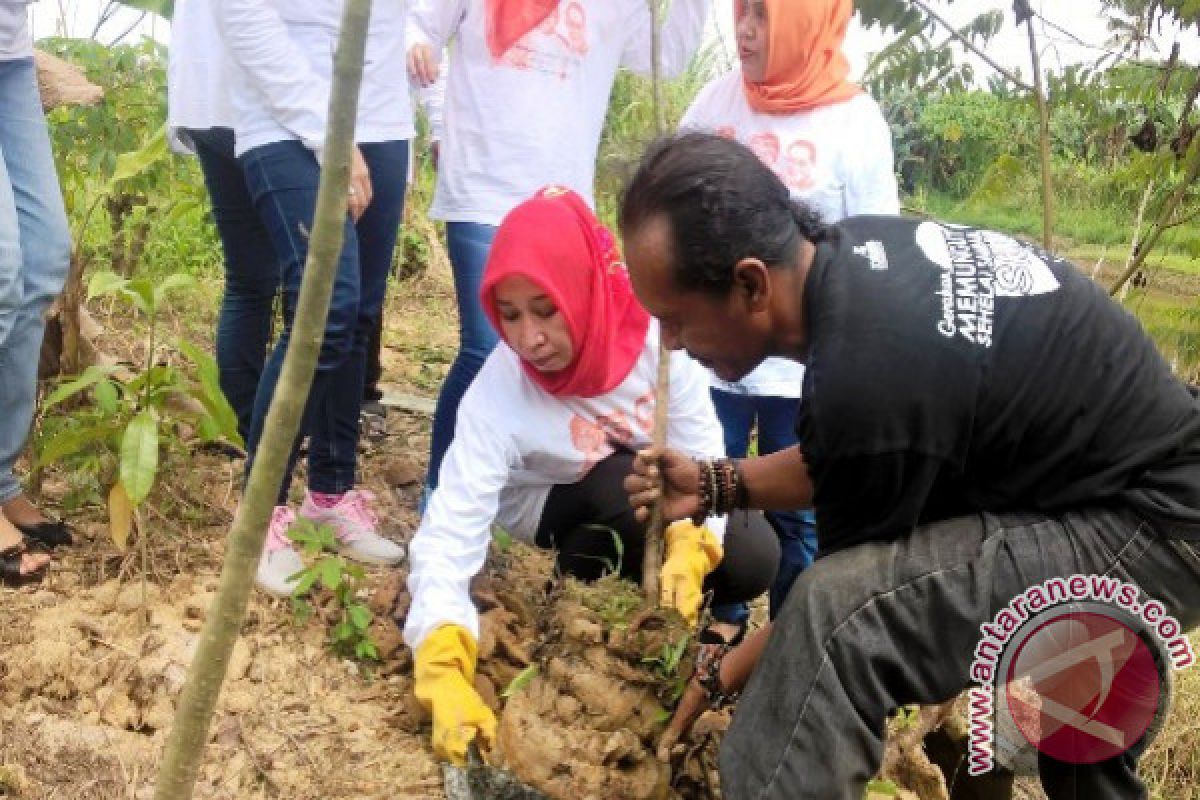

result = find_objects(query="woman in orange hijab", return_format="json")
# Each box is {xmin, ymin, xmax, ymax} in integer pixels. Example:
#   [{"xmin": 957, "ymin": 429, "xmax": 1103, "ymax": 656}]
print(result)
[{"xmin": 679, "ymin": 0, "xmax": 900, "ymax": 621}]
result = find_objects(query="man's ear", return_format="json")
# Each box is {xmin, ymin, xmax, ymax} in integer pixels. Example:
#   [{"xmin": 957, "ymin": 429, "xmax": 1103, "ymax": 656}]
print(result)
[{"xmin": 732, "ymin": 257, "xmax": 770, "ymax": 312}]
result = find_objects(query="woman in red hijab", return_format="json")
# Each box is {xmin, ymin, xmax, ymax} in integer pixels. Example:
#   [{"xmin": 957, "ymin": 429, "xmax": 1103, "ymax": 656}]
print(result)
[
  {"xmin": 401, "ymin": 187, "xmax": 779, "ymax": 765},
  {"xmin": 405, "ymin": 0, "xmax": 713, "ymax": 507}
]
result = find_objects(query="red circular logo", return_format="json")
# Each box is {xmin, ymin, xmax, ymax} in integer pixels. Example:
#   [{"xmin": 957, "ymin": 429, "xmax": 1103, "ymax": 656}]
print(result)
[{"xmin": 1005, "ymin": 610, "xmax": 1162, "ymax": 764}]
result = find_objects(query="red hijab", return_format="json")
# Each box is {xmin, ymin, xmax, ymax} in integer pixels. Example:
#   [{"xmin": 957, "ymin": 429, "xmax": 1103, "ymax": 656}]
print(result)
[
  {"xmin": 485, "ymin": 0, "xmax": 560, "ymax": 59},
  {"xmin": 739, "ymin": 0, "xmax": 861, "ymax": 114},
  {"xmin": 480, "ymin": 186, "xmax": 650, "ymax": 398}
]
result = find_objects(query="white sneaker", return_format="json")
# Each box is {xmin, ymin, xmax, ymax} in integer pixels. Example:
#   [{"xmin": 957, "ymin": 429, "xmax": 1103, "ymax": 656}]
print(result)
[
  {"xmin": 299, "ymin": 489, "xmax": 405, "ymax": 566},
  {"xmin": 254, "ymin": 506, "xmax": 305, "ymax": 598}
]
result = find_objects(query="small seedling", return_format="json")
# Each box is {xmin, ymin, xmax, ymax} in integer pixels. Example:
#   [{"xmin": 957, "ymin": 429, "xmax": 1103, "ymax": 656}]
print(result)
[{"xmin": 287, "ymin": 518, "xmax": 380, "ymax": 662}]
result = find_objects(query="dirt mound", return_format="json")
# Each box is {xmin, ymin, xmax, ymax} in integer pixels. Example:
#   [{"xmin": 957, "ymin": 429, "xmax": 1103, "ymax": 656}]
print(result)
[
  {"xmin": 0, "ymin": 573, "xmax": 441, "ymax": 799},
  {"xmin": 393, "ymin": 543, "xmax": 720, "ymax": 800}
]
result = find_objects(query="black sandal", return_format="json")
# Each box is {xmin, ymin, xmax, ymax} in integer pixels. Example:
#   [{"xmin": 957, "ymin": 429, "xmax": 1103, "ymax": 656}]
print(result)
[
  {"xmin": 15, "ymin": 518, "xmax": 73, "ymax": 548},
  {"xmin": 0, "ymin": 543, "xmax": 48, "ymax": 587}
]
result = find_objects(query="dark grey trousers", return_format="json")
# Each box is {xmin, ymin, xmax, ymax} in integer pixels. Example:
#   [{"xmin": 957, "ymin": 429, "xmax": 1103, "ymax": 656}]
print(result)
[{"xmin": 722, "ymin": 506, "xmax": 1200, "ymax": 800}]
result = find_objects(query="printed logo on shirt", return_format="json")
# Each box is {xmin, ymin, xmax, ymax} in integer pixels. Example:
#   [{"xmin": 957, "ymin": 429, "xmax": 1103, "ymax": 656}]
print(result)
[
  {"xmin": 916, "ymin": 222, "xmax": 1061, "ymax": 348},
  {"xmin": 853, "ymin": 241, "xmax": 889, "ymax": 271},
  {"xmin": 568, "ymin": 391, "xmax": 655, "ymax": 476},
  {"xmin": 743, "ymin": 131, "xmax": 819, "ymax": 192},
  {"xmin": 500, "ymin": 1, "xmax": 590, "ymax": 80}
]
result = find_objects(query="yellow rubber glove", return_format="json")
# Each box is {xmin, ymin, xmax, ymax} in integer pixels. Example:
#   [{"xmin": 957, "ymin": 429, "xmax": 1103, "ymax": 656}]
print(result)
[
  {"xmin": 660, "ymin": 521, "xmax": 724, "ymax": 625},
  {"xmin": 413, "ymin": 624, "xmax": 498, "ymax": 765}
]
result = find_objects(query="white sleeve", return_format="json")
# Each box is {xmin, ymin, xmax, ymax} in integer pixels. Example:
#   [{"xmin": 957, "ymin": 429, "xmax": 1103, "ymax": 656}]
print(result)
[
  {"xmin": 403, "ymin": 382, "xmax": 520, "ymax": 651},
  {"xmin": 406, "ymin": 0, "xmax": 465, "ymax": 52},
  {"xmin": 843, "ymin": 99, "xmax": 901, "ymax": 216},
  {"xmin": 214, "ymin": 0, "xmax": 329, "ymax": 150},
  {"xmin": 664, "ymin": 349, "xmax": 729, "ymax": 542},
  {"xmin": 621, "ymin": 0, "xmax": 712, "ymax": 79}
]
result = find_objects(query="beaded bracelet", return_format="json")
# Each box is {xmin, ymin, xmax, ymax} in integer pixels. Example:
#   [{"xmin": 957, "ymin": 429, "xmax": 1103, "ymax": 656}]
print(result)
[{"xmin": 691, "ymin": 457, "xmax": 747, "ymax": 524}]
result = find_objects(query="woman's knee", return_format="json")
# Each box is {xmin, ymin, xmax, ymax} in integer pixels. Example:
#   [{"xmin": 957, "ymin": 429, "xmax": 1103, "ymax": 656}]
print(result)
[{"xmin": 709, "ymin": 512, "xmax": 782, "ymax": 604}]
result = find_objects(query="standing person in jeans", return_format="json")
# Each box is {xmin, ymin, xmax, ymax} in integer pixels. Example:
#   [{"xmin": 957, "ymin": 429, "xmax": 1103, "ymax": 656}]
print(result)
[
  {"xmin": 405, "ymin": 0, "xmax": 713, "ymax": 503},
  {"xmin": 0, "ymin": 1, "xmax": 72, "ymax": 585},
  {"xmin": 681, "ymin": 0, "xmax": 899, "ymax": 618},
  {"xmin": 619, "ymin": 133, "xmax": 1200, "ymax": 799},
  {"xmin": 216, "ymin": 0, "xmax": 409, "ymax": 595},
  {"xmin": 168, "ymin": 0, "xmax": 278, "ymax": 447}
]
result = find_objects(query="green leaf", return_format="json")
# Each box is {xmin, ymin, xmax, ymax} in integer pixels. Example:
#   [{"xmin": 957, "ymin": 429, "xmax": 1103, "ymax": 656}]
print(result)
[
  {"xmin": 94, "ymin": 379, "xmax": 120, "ymax": 414},
  {"xmin": 42, "ymin": 364, "xmax": 118, "ymax": 409},
  {"xmin": 491, "ymin": 524, "xmax": 514, "ymax": 553},
  {"xmin": 122, "ymin": 278, "xmax": 156, "ymax": 316},
  {"xmin": 291, "ymin": 596, "xmax": 313, "ymax": 624},
  {"xmin": 501, "ymin": 664, "xmax": 539, "ymax": 698},
  {"xmin": 152, "ymin": 273, "xmax": 195, "ymax": 309},
  {"xmin": 348, "ymin": 604, "xmax": 372, "ymax": 631},
  {"xmin": 86, "ymin": 271, "xmax": 129, "ymax": 302},
  {"xmin": 865, "ymin": 779, "xmax": 899, "ymax": 797},
  {"xmin": 332, "ymin": 620, "xmax": 355, "ymax": 642},
  {"xmin": 34, "ymin": 419, "xmax": 123, "ymax": 467},
  {"xmin": 317, "ymin": 557, "xmax": 343, "ymax": 591},
  {"xmin": 108, "ymin": 126, "xmax": 168, "ymax": 188},
  {"xmin": 179, "ymin": 339, "xmax": 242, "ymax": 446},
  {"xmin": 292, "ymin": 568, "xmax": 320, "ymax": 597},
  {"xmin": 119, "ymin": 409, "xmax": 159, "ymax": 506},
  {"xmin": 355, "ymin": 639, "xmax": 380, "ymax": 661}
]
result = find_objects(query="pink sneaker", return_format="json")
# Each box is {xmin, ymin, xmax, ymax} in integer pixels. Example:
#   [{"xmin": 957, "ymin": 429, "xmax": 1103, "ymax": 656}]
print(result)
[
  {"xmin": 255, "ymin": 506, "xmax": 304, "ymax": 598},
  {"xmin": 299, "ymin": 489, "xmax": 405, "ymax": 566}
]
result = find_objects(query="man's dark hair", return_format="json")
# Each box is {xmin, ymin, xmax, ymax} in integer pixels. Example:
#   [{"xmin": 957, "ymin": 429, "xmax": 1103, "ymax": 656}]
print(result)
[{"xmin": 619, "ymin": 132, "xmax": 825, "ymax": 295}]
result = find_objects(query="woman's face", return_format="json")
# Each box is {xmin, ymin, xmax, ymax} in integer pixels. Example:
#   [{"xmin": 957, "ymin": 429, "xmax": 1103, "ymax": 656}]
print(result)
[
  {"xmin": 736, "ymin": 0, "xmax": 769, "ymax": 83},
  {"xmin": 494, "ymin": 274, "xmax": 575, "ymax": 373}
]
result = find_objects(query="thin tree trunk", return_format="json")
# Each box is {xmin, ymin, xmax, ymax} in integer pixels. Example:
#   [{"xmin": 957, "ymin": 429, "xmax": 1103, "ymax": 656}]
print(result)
[
  {"xmin": 151, "ymin": 1, "xmax": 372, "ymax": 796},
  {"xmin": 643, "ymin": 0, "xmax": 667, "ymax": 602},
  {"xmin": 1025, "ymin": 16, "xmax": 1055, "ymax": 252},
  {"xmin": 1110, "ymin": 130, "xmax": 1200, "ymax": 296}
]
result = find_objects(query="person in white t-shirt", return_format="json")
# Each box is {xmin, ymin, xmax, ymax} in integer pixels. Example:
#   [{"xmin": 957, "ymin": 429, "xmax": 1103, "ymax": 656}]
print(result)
[
  {"xmin": 214, "ymin": 0, "xmax": 413, "ymax": 595},
  {"xmin": 679, "ymin": 0, "xmax": 899, "ymax": 618},
  {"xmin": 405, "ymin": 0, "xmax": 713, "ymax": 505},
  {"xmin": 403, "ymin": 187, "xmax": 778, "ymax": 765}
]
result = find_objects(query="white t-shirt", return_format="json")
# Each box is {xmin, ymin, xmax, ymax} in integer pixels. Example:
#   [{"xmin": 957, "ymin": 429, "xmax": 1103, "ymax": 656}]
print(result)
[
  {"xmin": 167, "ymin": 0, "xmax": 236, "ymax": 152},
  {"xmin": 404, "ymin": 320, "xmax": 727, "ymax": 649},
  {"xmin": 680, "ymin": 70, "xmax": 900, "ymax": 398},
  {"xmin": 407, "ymin": 0, "xmax": 710, "ymax": 225},
  {"xmin": 216, "ymin": 0, "xmax": 416, "ymax": 156},
  {"xmin": 0, "ymin": 2, "xmax": 32, "ymax": 61}
]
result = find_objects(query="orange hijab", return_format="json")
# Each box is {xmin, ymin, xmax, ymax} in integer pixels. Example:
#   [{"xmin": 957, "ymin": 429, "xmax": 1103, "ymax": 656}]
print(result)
[
  {"xmin": 485, "ymin": 0, "xmax": 560, "ymax": 59},
  {"xmin": 739, "ymin": 0, "xmax": 861, "ymax": 114}
]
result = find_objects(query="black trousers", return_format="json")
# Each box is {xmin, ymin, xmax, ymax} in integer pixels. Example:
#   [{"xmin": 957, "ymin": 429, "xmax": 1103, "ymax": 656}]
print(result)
[
  {"xmin": 535, "ymin": 451, "xmax": 780, "ymax": 608},
  {"xmin": 723, "ymin": 506, "xmax": 1200, "ymax": 800}
]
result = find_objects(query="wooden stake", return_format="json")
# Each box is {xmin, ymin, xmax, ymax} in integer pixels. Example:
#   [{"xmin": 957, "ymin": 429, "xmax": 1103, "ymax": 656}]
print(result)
[{"xmin": 642, "ymin": 0, "xmax": 669, "ymax": 602}]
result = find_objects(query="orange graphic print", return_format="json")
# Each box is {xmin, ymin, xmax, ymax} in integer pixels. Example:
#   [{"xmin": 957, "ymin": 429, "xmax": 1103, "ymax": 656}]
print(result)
[
  {"xmin": 500, "ymin": 0, "xmax": 590, "ymax": 79},
  {"xmin": 783, "ymin": 139, "xmax": 817, "ymax": 191},
  {"xmin": 747, "ymin": 132, "xmax": 780, "ymax": 166},
  {"xmin": 741, "ymin": 129, "xmax": 820, "ymax": 193},
  {"xmin": 569, "ymin": 400, "xmax": 655, "ymax": 478}
]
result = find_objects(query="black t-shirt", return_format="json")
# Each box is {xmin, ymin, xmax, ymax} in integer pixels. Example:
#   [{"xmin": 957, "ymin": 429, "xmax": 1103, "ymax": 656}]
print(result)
[{"xmin": 795, "ymin": 216, "xmax": 1200, "ymax": 555}]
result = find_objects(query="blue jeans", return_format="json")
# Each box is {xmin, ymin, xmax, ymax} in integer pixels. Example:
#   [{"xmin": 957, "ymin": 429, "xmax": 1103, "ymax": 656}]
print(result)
[
  {"xmin": 240, "ymin": 139, "xmax": 408, "ymax": 501},
  {"xmin": 711, "ymin": 388, "xmax": 818, "ymax": 619},
  {"xmin": 186, "ymin": 127, "xmax": 278, "ymax": 444},
  {"xmin": 0, "ymin": 58, "xmax": 71, "ymax": 505},
  {"xmin": 425, "ymin": 221, "xmax": 498, "ymax": 490}
]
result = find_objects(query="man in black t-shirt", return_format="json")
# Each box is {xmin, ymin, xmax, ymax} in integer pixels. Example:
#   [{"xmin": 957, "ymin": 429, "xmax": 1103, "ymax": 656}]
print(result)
[{"xmin": 618, "ymin": 133, "xmax": 1200, "ymax": 800}]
